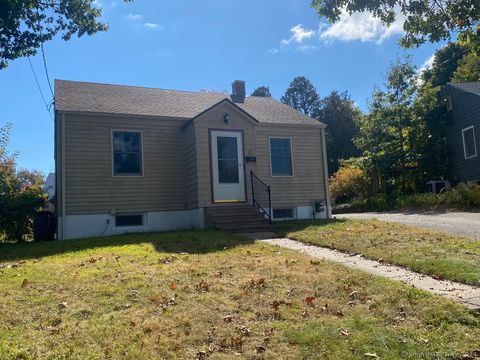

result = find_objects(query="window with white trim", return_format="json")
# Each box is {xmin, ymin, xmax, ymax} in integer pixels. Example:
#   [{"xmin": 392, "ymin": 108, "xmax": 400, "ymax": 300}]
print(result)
[
  {"xmin": 462, "ymin": 126, "xmax": 477, "ymax": 159},
  {"xmin": 270, "ymin": 138, "xmax": 293, "ymax": 176},
  {"xmin": 113, "ymin": 131, "xmax": 143, "ymax": 176}
]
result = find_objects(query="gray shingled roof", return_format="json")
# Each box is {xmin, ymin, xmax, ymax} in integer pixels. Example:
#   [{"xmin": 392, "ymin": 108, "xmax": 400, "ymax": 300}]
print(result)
[
  {"xmin": 447, "ymin": 82, "xmax": 480, "ymax": 97},
  {"xmin": 54, "ymin": 80, "xmax": 324, "ymax": 127}
]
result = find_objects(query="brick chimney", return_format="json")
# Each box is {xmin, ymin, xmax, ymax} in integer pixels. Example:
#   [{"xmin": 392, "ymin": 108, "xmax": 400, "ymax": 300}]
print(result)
[{"xmin": 231, "ymin": 80, "xmax": 246, "ymax": 103}]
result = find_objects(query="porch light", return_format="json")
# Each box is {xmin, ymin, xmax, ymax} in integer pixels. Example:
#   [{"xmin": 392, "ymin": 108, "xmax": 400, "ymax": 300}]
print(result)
[{"xmin": 223, "ymin": 114, "xmax": 230, "ymax": 124}]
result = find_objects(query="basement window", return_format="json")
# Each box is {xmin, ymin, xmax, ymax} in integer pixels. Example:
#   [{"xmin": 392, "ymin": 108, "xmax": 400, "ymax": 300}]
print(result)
[
  {"xmin": 115, "ymin": 214, "xmax": 143, "ymax": 227},
  {"xmin": 273, "ymin": 208, "xmax": 294, "ymax": 219}
]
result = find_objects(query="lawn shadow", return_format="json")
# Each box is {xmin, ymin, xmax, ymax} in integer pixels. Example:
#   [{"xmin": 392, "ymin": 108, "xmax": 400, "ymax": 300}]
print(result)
[
  {"xmin": 0, "ymin": 229, "xmax": 254, "ymax": 263},
  {"xmin": 274, "ymin": 218, "xmax": 348, "ymax": 237}
]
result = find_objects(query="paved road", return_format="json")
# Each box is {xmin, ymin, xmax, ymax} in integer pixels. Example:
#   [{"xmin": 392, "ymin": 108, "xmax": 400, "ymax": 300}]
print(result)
[{"xmin": 336, "ymin": 211, "xmax": 480, "ymax": 239}]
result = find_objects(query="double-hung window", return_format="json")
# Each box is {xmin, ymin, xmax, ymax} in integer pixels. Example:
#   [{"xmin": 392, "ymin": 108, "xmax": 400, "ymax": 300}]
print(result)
[
  {"xmin": 112, "ymin": 131, "xmax": 143, "ymax": 176},
  {"xmin": 462, "ymin": 126, "xmax": 477, "ymax": 160},
  {"xmin": 270, "ymin": 138, "xmax": 293, "ymax": 176}
]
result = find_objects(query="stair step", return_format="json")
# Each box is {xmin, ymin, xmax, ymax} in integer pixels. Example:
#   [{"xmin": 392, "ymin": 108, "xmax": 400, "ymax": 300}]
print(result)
[
  {"xmin": 219, "ymin": 224, "xmax": 274, "ymax": 232},
  {"xmin": 207, "ymin": 205, "xmax": 273, "ymax": 234},
  {"xmin": 214, "ymin": 218, "xmax": 269, "ymax": 226}
]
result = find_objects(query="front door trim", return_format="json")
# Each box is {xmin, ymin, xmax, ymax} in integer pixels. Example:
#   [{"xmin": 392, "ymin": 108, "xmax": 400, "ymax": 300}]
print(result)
[{"xmin": 208, "ymin": 128, "xmax": 247, "ymax": 204}]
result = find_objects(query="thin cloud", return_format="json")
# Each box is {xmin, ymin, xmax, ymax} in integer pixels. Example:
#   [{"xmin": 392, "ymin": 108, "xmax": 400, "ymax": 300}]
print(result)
[
  {"xmin": 144, "ymin": 23, "xmax": 163, "ymax": 30},
  {"xmin": 281, "ymin": 24, "xmax": 315, "ymax": 46},
  {"xmin": 126, "ymin": 13, "xmax": 144, "ymax": 22},
  {"xmin": 270, "ymin": 10, "xmax": 405, "ymax": 54}
]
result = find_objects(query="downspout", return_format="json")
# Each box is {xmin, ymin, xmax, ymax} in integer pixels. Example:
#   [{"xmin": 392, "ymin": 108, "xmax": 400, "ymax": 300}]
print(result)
[
  {"xmin": 61, "ymin": 113, "xmax": 66, "ymax": 240},
  {"xmin": 321, "ymin": 127, "xmax": 332, "ymax": 218}
]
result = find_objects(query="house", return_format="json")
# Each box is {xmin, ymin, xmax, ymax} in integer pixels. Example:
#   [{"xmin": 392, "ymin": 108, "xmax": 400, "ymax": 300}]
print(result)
[
  {"xmin": 54, "ymin": 80, "xmax": 331, "ymax": 240},
  {"xmin": 443, "ymin": 82, "xmax": 480, "ymax": 184},
  {"xmin": 45, "ymin": 172, "xmax": 56, "ymax": 199}
]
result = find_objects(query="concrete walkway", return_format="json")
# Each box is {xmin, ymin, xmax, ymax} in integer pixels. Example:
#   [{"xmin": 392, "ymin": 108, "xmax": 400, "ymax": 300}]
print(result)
[
  {"xmin": 337, "ymin": 211, "xmax": 480, "ymax": 239},
  {"xmin": 260, "ymin": 237, "xmax": 480, "ymax": 310}
]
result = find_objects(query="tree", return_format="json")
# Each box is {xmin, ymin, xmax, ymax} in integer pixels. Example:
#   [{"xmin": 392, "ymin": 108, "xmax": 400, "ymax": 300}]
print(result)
[
  {"xmin": 311, "ymin": 0, "xmax": 480, "ymax": 51},
  {"xmin": 251, "ymin": 86, "xmax": 271, "ymax": 97},
  {"xmin": 318, "ymin": 91, "xmax": 361, "ymax": 176},
  {"xmin": 356, "ymin": 59, "xmax": 419, "ymax": 192},
  {"xmin": 422, "ymin": 42, "xmax": 468, "ymax": 87},
  {"xmin": 452, "ymin": 52, "xmax": 480, "ymax": 82},
  {"xmin": 0, "ymin": 123, "xmax": 46, "ymax": 242},
  {"xmin": 0, "ymin": 0, "xmax": 130, "ymax": 69},
  {"xmin": 412, "ymin": 82, "xmax": 448, "ymax": 186},
  {"xmin": 281, "ymin": 76, "xmax": 321, "ymax": 117}
]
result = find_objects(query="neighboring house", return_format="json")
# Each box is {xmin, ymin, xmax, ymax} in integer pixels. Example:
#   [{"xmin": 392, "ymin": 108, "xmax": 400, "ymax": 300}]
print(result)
[
  {"xmin": 444, "ymin": 82, "xmax": 480, "ymax": 184},
  {"xmin": 45, "ymin": 172, "xmax": 56, "ymax": 199},
  {"xmin": 54, "ymin": 80, "xmax": 331, "ymax": 240}
]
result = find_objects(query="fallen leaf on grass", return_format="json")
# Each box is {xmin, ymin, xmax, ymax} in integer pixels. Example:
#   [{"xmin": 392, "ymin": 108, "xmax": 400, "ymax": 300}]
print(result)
[
  {"xmin": 195, "ymin": 280, "xmax": 210, "ymax": 292},
  {"xmin": 159, "ymin": 256, "xmax": 177, "ymax": 264},
  {"xmin": 58, "ymin": 302, "xmax": 68, "ymax": 309},
  {"xmin": 340, "ymin": 328, "xmax": 350, "ymax": 337},
  {"xmin": 364, "ymin": 353, "xmax": 379, "ymax": 359},
  {"xmin": 238, "ymin": 325, "xmax": 251, "ymax": 336},
  {"xmin": 256, "ymin": 345, "xmax": 266, "ymax": 353},
  {"xmin": 304, "ymin": 296, "xmax": 316, "ymax": 306},
  {"xmin": 242, "ymin": 278, "xmax": 266, "ymax": 292},
  {"xmin": 21, "ymin": 279, "xmax": 29, "ymax": 288},
  {"xmin": 170, "ymin": 282, "xmax": 177, "ymax": 290}
]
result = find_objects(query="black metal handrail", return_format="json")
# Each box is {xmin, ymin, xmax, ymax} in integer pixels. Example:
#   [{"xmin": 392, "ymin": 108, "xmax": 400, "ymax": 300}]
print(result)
[{"xmin": 251, "ymin": 171, "xmax": 272, "ymax": 224}]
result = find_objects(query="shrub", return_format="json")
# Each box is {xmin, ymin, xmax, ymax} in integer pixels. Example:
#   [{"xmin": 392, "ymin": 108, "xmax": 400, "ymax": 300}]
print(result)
[
  {"xmin": 329, "ymin": 163, "xmax": 370, "ymax": 203},
  {"xmin": 0, "ymin": 123, "xmax": 47, "ymax": 242},
  {"xmin": 335, "ymin": 183, "xmax": 480, "ymax": 213}
]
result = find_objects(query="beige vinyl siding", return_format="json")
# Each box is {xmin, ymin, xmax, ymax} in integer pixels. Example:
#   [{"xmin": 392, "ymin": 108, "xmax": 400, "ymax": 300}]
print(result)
[
  {"xmin": 54, "ymin": 113, "xmax": 63, "ymax": 216},
  {"xmin": 183, "ymin": 122, "xmax": 198, "ymax": 208},
  {"xmin": 63, "ymin": 114, "xmax": 189, "ymax": 215},
  {"xmin": 193, "ymin": 102, "xmax": 257, "ymax": 207},
  {"xmin": 255, "ymin": 125, "xmax": 325, "ymax": 208},
  {"xmin": 192, "ymin": 101, "xmax": 325, "ymax": 208}
]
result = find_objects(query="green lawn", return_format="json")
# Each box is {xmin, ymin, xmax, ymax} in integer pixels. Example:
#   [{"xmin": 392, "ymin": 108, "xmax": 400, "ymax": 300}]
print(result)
[
  {"xmin": 0, "ymin": 230, "xmax": 479, "ymax": 359},
  {"xmin": 276, "ymin": 219, "xmax": 480, "ymax": 286}
]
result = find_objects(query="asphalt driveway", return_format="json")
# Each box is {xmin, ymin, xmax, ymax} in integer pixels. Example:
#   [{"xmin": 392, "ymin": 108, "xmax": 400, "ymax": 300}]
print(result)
[{"xmin": 336, "ymin": 211, "xmax": 480, "ymax": 239}]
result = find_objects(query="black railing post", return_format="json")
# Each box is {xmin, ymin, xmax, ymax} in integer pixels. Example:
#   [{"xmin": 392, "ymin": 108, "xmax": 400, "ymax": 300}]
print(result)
[
  {"xmin": 250, "ymin": 170, "xmax": 255, "ymax": 206},
  {"xmin": 251, "ymin": 171, "xmax": 272, "ymax": 224},
  {"xmin": 267, "ymin": 186, "xmax": 272, "ymax": 224}
]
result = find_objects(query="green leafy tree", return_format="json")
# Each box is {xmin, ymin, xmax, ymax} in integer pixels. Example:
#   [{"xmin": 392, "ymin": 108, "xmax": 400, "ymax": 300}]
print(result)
[
  {"xmin": 356, "ymin": 59, "xmax": 418, "ymax": 192},
  {"xmin": 318, "ymin": 91, "xmax": 361, "ymax": 176},
  {"xmin": 0, "ymin": 123, "xmax": 46, "ymax": 242},
  {"xmin": 452, "ymin": 52, "xmax": 480, "ymax": 82},
  {"xmin": 281, "ymin": 76, "xmax": 321, "ymax": 117},
  {"xmin": 411, "ymin": 82, "xmax": 448, "ymax": 186},
  {"xmin": 0, "ymin": 0, "xmax": 131, "ymax": 69},
  {"xmin": 251, "ymin": 86, "xmax": 271, "ymax": 97},
  {"xmin": 311, "ymin": 0, "xmax": 480, "ymax": 51},
  {"xmin": 422, "ymin": 42, "xmax": 468, "ymax": 87}
]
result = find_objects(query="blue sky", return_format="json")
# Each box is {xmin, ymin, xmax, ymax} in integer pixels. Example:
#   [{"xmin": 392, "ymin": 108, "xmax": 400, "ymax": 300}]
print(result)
[{"xmin": 0, "ymin": 0, "xmax": 443, "ymax": 174}]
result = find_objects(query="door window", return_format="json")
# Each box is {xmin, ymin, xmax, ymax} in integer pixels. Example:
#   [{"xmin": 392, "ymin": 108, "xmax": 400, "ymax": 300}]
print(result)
[{"xmin": 217, "ymin": 136, "xmax": 239, "ymax": 183}]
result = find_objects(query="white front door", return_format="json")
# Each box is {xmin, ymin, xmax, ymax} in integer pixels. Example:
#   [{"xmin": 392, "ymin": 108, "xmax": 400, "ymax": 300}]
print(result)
[{"xmin": 210, "ymin": 130, "xmax": 245, "ymax": 202}]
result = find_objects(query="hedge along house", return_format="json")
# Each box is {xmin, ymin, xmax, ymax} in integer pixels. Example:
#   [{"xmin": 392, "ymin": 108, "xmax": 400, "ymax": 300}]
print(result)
[{"xmin": 54, "ymin": 80, "xmax": 331, "ymax": 240}]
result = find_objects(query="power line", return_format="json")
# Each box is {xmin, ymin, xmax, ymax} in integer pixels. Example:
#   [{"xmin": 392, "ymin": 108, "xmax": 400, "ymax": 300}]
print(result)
[
  {"xmin": 27, "ymin": 56, "xmax": 54, "ymax": 121},
  {"xmin": 40, "ymin": 43, "xmax": 54, "ymax": 98}
]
